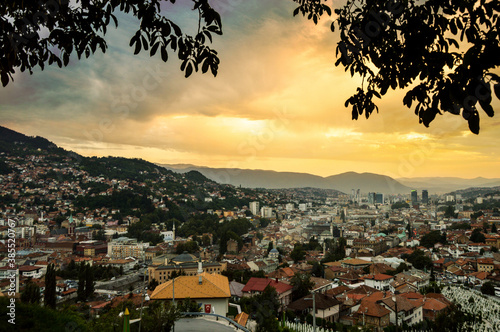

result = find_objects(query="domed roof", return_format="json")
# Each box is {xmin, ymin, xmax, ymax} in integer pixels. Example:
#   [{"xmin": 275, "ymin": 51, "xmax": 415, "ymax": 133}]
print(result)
[
  {"xmin": 172, "ymin": 251, "xmax": 197, "ymax": 264},
  {"xmin": 269, "ymin": 248, "xmax": 279, "ymax": 253}
]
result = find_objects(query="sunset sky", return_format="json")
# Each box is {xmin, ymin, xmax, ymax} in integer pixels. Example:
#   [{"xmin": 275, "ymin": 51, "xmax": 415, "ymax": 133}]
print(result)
[{"xmin": 1, "ymin": 0, "xmax": 500, "ymax": 179}]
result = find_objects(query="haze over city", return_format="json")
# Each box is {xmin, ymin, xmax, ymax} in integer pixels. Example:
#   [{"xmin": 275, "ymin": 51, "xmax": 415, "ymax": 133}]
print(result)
[{"xmin": 1, "ymin": 0, "xmax": 500, "ymax": 179}]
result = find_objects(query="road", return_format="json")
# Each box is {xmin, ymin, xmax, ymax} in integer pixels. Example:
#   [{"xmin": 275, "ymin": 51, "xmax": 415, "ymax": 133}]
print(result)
[{"xmin": 94, "ymin": 268, "xmax": 145, "ymax": 291}]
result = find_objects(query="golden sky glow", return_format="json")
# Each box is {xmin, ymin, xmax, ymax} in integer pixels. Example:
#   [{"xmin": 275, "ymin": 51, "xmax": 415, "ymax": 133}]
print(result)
[{"xmin": 1, "ymin": 0, "xmax": 499, "ymax": 179}]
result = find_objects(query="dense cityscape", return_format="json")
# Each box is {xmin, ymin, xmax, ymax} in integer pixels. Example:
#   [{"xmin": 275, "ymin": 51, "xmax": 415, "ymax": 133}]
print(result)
[
  {"xmin": 1, "ymin": 126, "xmax": 500, "ymax": 332},
  {"xmin": 2, "ymin": 0, "xmax": 500, "ymax": 331}
]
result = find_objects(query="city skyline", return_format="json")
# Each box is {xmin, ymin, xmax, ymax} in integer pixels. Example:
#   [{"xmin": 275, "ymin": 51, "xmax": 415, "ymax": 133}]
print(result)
[{"xmin": 1, "ymin": 0, "xmax": 500, "ymax": 179}]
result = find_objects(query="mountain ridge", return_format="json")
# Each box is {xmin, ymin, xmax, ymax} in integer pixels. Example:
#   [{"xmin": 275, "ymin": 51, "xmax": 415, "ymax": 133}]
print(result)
[
  {"xmin": 160, "ymin": 164, "xmax": 500, "ymax": 195},
  {"xmin": 159, "ymin": 164, "xmax": 412, "ymax": 194}
]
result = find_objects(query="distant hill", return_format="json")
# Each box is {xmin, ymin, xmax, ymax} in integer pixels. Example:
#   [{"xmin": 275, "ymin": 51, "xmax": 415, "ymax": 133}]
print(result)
[
  {"xmin": 397, "ymin": 177, "xmax": 500, "ymax": 194},
  {"xmin": 445, "ymin": 186, "xmax": 500, "ymax": 199},
  {"xmin": 325, "ymin": 172, "xmax": 411, "ymax": 195},
  {"xmin": 160, "ymin": 164, "xmax": 412, "ymax": 194},
  {"xmin": 0, "ymin": 125, "xmax": 176, "ymax": 182},
  {"xmin": 0, "ymin": 125, "xmax": 62, "ymax": 153}
]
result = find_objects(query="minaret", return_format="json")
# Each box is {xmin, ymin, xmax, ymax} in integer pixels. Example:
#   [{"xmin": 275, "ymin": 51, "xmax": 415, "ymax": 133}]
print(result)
[
  {"xmin": 172, "ymin": 222, "xmax": 176, "ymax": 240},
  {"xmin": 198, "ymin": 257, "xmax": 203, "ymax": 285},
  {"xmin": 330, "ymin": 221, "xmax": 334, "ymax": 237},
  {"xmin": 69, "ymin": 213, "xmax": 74, "ymax": 235}
]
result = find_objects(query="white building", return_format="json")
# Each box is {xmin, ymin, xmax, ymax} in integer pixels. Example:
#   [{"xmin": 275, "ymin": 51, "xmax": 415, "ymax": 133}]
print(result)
[
  {"xmin": 151, "ymin": 268, "xmax": 231, "ymax": 317},
  {"xmin": 364, "ymin": 274, "xmax": 394, "ymax": 291},
  {"xmin": 250, "ymin": 201, "xmax": 260, "ymax": 215},
  {"xmin": 18, "ymin": 265, "xmax": 43, "ymax": 279},
  {"xmin": 260, "ymin": 206, "xmax": 273, "ymax": 218},
  {"xmin": 380, "ymin": 295, "xmax": 423, "ymax": 327},
  {"xmin": 107, "ymin": 237, "xmax": 149, "ymax": 260}
]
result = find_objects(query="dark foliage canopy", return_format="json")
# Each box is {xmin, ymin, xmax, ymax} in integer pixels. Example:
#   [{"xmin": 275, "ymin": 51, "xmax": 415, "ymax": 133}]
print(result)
[
  {"xmin": 420, "ymin": 230, "xmax": 447, "ymax": 248},
  {"xmin": 21, "ymin": 281, "xmax": 41, "ymax": 304},
  {"xmin": 405, "ymin": 248, "xmax": 433, "ymax": 269},
  {"xmin": 44, "ymin": 263, "xmax": 57, "ymax": 309},
  {"xmin": 469, "ymin": 227, "xmax": 486, "ymax": 243},
  {"xmin": 1, "ymin": 0, "xmax": 221, "ymax": 86},
  {"xmin": 296, "ymin": 0, "xmax": 500, "ymax": 133},
  {"xmin": 481, "ymin": 281, "xmax": 495, "ymax": 295},
  {"xmin": 290, "ymin": 273, "xmax": 315, "ymax": 301}
]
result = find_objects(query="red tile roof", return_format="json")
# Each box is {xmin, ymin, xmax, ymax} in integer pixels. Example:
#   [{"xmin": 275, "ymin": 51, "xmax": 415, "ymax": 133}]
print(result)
[
  {"xmin": 400, "ymin": 292, "xmax": 424, "ymax": 300},
  {"xmin": 369, "ymin": 273, "xmax": 394, "ymax": 281},
  {"xmin": 241, "ymin": 277, "xmax": 292, "ymax": 294},
  {"xmin": 423, "ymin": 298, "xmax": 448, "ymax": 311},
  {"xmin": 18, "ymin": 265, "xmax": 42, "ymax": 272},
  {"xmin": 357, "ymin": 299, "xmax": 391, "ymax": 318}
]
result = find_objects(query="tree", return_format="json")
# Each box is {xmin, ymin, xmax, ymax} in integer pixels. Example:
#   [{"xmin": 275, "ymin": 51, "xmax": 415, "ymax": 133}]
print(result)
[
  {"xmin": 149, "ymin": 278, "xmax": 159, "ymax": 291},
  {"xmin": 177, "ymin": 297, "xmax": 201, "ymax": 313},
  {"xmin": 444, "ymin": 205, "xmax": 458, "ymax": 219},
  {"xmin": 94, "ymin": 229, "xmax": 106, "ymax": 241},
  {"xmin": 44, "ymin": 263, "xmax": 56, "ymax": 309},
  {"xmin": 175, "ymin": 240, "xmax": 199, "ymax": 254},
  {"xmin": 143, "ymin": 300, "xmax": 182, "ymax": 332},
  {"xmin": 85, "ymin": 263, "xmax": 95, "ymax": 300},
  {"xmin": 77, "ymin": 262, "xmax": 86, "ymax": 302},
  {"xmin": 471, "ymin": 210, "xmax": 484, "ymax": 220},
  {"xmin": 294, "ymin": 0, "xmax": 500, "ymax": 134},
  {"xmin": 449, "ymin": 222, "xmax": 471, "ymax": 230},
  {"xmin": 267, "ymin": 241, "xmax": 274, "ymax": 255},
  {"xmin": 259, "ymin": 218, "xmax": 271, "ymax": 228},
  {"xmin": 0, "ymin": 297, "xmax": 87, "ymax": 331},
  {"xmin": 290, "ymin": 244, "xmax": 306, "ymax": 263},
  {"xmin": 311, "ymin": 261, "xmax": 323, "ymax": 278},
  {"xmin": 430, "ymin": 266, "xmax": 436, "ymax": 282},
  {"xmin": 21, "ymin": 281, "xmax": 40, "ymax": 304},
  {"xmin": 392, "ymin": 201, "xmax": 410, "ymax": 210},
  {"xmin": 420, "ymin": 230, "xmax": 447, "ymax": 248},
  {"xmin": 492, "ymin": 223, "xmax": 498, "ymax": 233},
  {"xmin": 470, "ymin": 228, "xmax": 486, "ymax": 243},
  {"xmin": 201, "ymin": 234, "xmax": 211, "ymax": 247},
  {"xmin": 480, "ymin": 281, "xmax": 495, "ymax": 296},
  {"xmin": 321, "ymin": 237, "xmax": 346, "ymax": 263},
  {"xmin": 1, "ymin": 0, "xmax": 222, "ymax": 87},
  {"xmin": 239, "ymin": 285, "xmax": 280, "ymax": 332},
  {"xmin": 290, "ymin": 273, "xmax": 315, "ymax": 301},
  {"xmin": 407, "ymin": 249, "xmax": 432, "ymax": 270}
]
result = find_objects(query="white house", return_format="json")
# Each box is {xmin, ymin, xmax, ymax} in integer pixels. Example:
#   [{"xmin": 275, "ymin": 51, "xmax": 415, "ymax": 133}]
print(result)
[
  {"xmin": 150, "ymin": 272, "xmax": 231, "ymax": 317},
  {"xmin": 364, "ymin": 274, "xmax": 394, "ymax": 291},
  {"xmin": 18, "ymin": 265, "xmax": 43, "ymax": 279},
  {"xmin": 287, "ymin": 293, "xmax": 342, "ymax": 323},
  {"xmin": 379, "ymin": 295, "xmax": 423, "ymax": 327}
]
